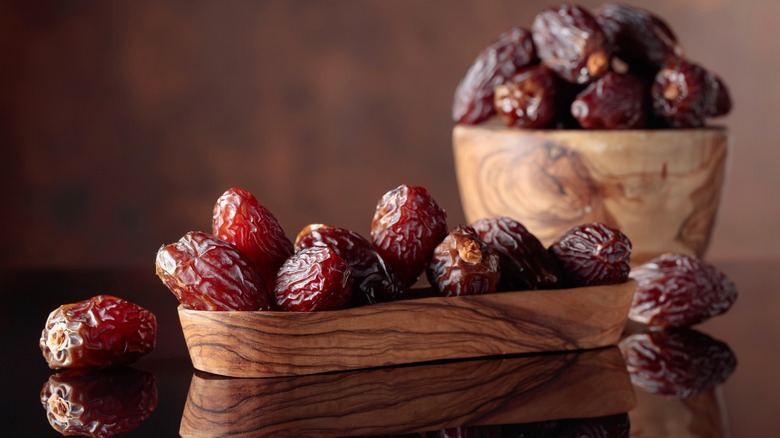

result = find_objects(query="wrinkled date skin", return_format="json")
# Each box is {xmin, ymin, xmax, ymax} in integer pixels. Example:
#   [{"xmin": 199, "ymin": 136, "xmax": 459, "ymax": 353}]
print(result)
[
  {"xmin": 295, "ymin": 224, "xmax": 403, "ymax": 306},
  {"xmin": 494, "ymin": 66, "xmax": 561, "ymax": 129},
  {"xmin": 593, "ymin": 3, "xmax": 683, "ymax": 73},
  {"xmin": 40, "ymin": 295, "xmax": 156, "ymax": 369},
  {"xmin": 453, "ymin": 27, "xmax": 538, "ymax": 124},
  {"xmin": 620, "ymin": 328, "xmax": 737, "ymax": 400},
  {"xmin": 274, "ymin": 246, "xmax": 353, "ymax": 311},
  {"xmin": 212, "ymin": 187, "xmax": 294, "ymax": 288},
  {"xmin": 471, "ymin": 217, "xmax": 563, "ymax": 291},
  {"xmin": 371, "ymin": 184, "xmax": 448, "ymax": 289},
  {"xmin": 571, "ymin": 72, "xmax": 647, "ymax": 129},
  {"xmin": 629, "ymin": 253, "xmax": 738, "ymax": 327},
  {"xmin": 426, "ymin": 226, "xmax": 500, "ymax": 297},
  {"xmin": 155, "ymin": 231, "xmax": 272, "ymax": 311},
  {"xmin": 532, "ymin": 4, "xmax": 609, "ymax": 84},
  {"xmin": 41, "ymin": 368, "xmax": 157, "ymax": 438},
  {"xmin": 549, "ymin": 222, "xmax": 632, "ymax": 287},
  {"xmin": 651, "ymin": 60, "xmax": 732, "ymax": 128}
]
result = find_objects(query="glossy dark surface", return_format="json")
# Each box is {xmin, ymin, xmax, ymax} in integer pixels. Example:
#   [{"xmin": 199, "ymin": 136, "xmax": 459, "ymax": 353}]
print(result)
[{"xmin": 1, "ymin": 258, "xmax": 777, "ymax": 436}]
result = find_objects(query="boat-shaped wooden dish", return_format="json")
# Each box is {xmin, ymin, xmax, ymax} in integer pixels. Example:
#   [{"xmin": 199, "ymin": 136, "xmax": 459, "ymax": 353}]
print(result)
[
  {"xmin": 180, "ymin": 347, "xmax": 636, "ymax": 437},
  {"xmin": 178, "ymin": 280, "xmax": 635, "ymax": 378}
]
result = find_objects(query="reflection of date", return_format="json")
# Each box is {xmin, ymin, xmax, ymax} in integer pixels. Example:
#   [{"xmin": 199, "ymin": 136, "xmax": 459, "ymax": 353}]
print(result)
[
  {"xmin": 620, "ymin": 328, "xmax": 736, "ymax": 400},
  {"xmin": 41, "ymin": 368, "xmax": 157, "ymax": 438}
]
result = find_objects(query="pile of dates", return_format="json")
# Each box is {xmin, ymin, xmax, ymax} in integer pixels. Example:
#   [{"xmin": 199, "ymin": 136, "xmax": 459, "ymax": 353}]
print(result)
[
  {"xmin": 453, "ymin": 3, "xmax": 732, "ymax": 129},
  {"xmin": 155, "ymin": 184, "xmax": 635, "ymax": 312}
]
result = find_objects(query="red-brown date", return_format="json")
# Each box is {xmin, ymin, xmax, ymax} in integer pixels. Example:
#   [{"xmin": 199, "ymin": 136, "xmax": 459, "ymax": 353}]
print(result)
[
  {"xmin": 40, "ymin": 295, "xmax": 156, "ymax": 369},
  {"xmin": 471, "ymin": 217, "xmax": 563, "ymax": 291},
  {"xmin": 651, "ymin": 60, "xmax": 732, "ymax": 128},
  {"xmin": 494, "ymin": 66, "xmax": 561, "ymax": 129},
  {"xmin": 620, "ymin": 328, "xmax": 736, "ymax": 399},
  {"xmin": 295, "ymin": 224, "xmax": 403, "ymax": 305},
  {"xmin": 549, "ymin": 222, "xmax": 632, "ymax": 287},
  {"xmin": 532, "ymin": 4, "xmax": 609, "ymax": 84},
  {"xmin": 212, "ymin": 187, "xmax": 293, "ymax": 288},
  {"xmin": 453, "ymin": 27, "xmax": 538, "ymax": 125},
  {"xmin": 571, "ymin": 72, "xmax": 647, "ymax": 129},
  {"xmin": 274, "ymin": 246, "xmax": 353, "ymax": 311},
  {"xmin": 629, "ymin": 253, "xmax": 737, "ymax": 327},
  {"xmin": 41, "ymin": 368, "xmax": 157, "ymax": 438},
  {"xmin": 155, "ymin": 231, "xmax": 272, "ymax": 311},
  {"xmin": 426, "ymin": 226, "xmax": 500, "ymax": 297},
  {"xmin": 371, "ymin": 184, "xmax": 448, "ymax": 289}
]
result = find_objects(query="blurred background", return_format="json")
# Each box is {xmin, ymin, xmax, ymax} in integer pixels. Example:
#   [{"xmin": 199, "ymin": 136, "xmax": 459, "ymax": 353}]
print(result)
[{"xmin": 1, "ymin": 0, "xmax": 777, "ymax": 268}]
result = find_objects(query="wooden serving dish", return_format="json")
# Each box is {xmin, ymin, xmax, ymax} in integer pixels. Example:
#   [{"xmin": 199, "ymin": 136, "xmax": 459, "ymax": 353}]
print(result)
[
  {"xmin": 178, "ymin": 280, "xmax": 635, "ymax": 378},
  {"xmin": 180, "ymin": 346, "xmax": 636, "ymax": 437}
]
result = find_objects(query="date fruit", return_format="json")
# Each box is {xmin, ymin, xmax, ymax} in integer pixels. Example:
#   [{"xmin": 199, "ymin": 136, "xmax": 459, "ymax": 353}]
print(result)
[
  {"xmin": 426, "ymin": 226, "xmax": 500, "ymax": 297},
  {"xmin": 40, "ymin": 295, "xmax": 156, "ymax": 369},
  {"xmin": 453, "ymin": 27, "xmax": 538, "ymax": 125},
  {"xmin": 274, "ymin": 246, "xmax": 353, "ymax": 311},
  {"xmin": 620, "ymin": 328, "xmax": 736, "ymax": 399},
  {"xmin": 471, "ymin": 217, "xmax": 563, "ymax": 291},
  {"xmin": 629, "ymin": 253, "xmax": 737, "ymax": 327},
  {"xmin": 371, "ymin": 184, "xmax": 448, "ymax": 288},
  {"xmin": 532, "ymin": 4, "xmax": 609, "ymax": 84},
  {"xmin": 593, "ymin": 3, "xmax": 683, "ymax": 72},
  {"xmin": 156, "ymin": 231, "xmax": 272, "ymax": 311},
  {"xmin": 494, "ymin": 66, "xmax": 561, "ymax": 129},
  {"xmin": 295, "ymin": 224, "xmax": 403, "ymax": 305},
  {"xmin": 41, "ymin": 368, "xmax": 157, "ymax": 438},
  {"xmin": 212, "ymin": 187, "xmax": 294, "ymax": 288},
  {"xmin": 571, "ymin": 72, "xmax": 647, "ymax": 129},
  {"xmin": 549, "ymin": 222, "xmax": 632, "ymax": 287},
  {"xmin": 651, "ymin": 59, "xmax": 732, "ymax": 128}
]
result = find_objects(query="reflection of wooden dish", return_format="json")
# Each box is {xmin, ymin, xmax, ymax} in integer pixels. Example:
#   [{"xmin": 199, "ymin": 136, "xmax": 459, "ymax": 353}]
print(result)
[
  {"xmin": 453, "ymin": 123, "xmax": 729, "ymax": 263},
  {"xmin": 178, "ymin": 280, "xmax": 635, "ymax": 378},
  {"xmin": 179, "ymin": 347, "xmax": 636, "ymax": 437}
]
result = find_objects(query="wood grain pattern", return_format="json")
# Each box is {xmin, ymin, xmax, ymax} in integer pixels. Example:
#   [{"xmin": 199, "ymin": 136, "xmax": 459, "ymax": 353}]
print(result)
[
  {"xmin": 179, "ymin": 347, "xmax": 636, "ymax": 437},
  {"xmin": 178, "ymin": 280, "xmax": 635, "ymax": 378},
  {"xmin": 453, "ymin": 122, "xmax": 729, "ymax": 263}
]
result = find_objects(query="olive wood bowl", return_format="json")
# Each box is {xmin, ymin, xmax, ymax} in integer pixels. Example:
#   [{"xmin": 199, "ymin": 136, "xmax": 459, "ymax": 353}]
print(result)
[
  {"xmin": 179, "ymin": 347, "xmax": 635, "ymax": 437},
  {"xmin": 178, "ymin": 280, "xmax": 635, "ymax": 378},
  {"xmin": 453, "ymin": 122, "xmax": 729, "ymax": 264}
]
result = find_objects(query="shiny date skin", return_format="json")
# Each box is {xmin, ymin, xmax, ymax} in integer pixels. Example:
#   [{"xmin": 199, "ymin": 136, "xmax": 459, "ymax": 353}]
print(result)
[
  {"xmin": 571, "ymin": 72, "xmax": 647, "ymax": 129},
  {"xmin": 156, "ymin": 231, "xmax": 272, "ymax": 311},
  {"xmin": 426, "ymin": 226, "xmax": 500, "ymax": 297},
  {"xmin": 629, "ymin": 253, "xmax": 737, "ymax": 327},
  {"xmin": 494, "ymin": 65, "xmax": 561, "ymax": 129},
  {"xmin": 212, "ymin": 187, "xmax": 293, "ymax": 288},
  {"xmin": 40, "ymin": 295, "xmax": 156, "ymax": 369},
  {"xmin": 453, "ymin": 27, "xmax": 538, "ymax": 125},
  {"xmin": 651, "ymin": 59, "xmax": 732, "ymax": 128},
  {"xmin": 295, "ymin": 224, "xmax": 403, "ymax": 305},
  {"xmin": 549, "ymin": 222, "xmax": 632, "ymax": 287},
  {"xmin": 274, "ymin": 246, "xmax": 353, "ymax": 312},
  {"xmin": 41, "ymin": 368, "xmax": 157, "ymax": 438}
]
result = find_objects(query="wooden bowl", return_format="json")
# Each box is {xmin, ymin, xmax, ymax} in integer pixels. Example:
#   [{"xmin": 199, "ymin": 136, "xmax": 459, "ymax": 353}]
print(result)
[
  {"xmin": 178, "ymin": 280, "xmax": 635, "ymax": 378},
  {"xmin": 453, "ymin": 122, "xmax": 729, "ymax": 263},
  {"xmin": 179, "ymin": 347, "xmax": 636, "ymax": 437}
]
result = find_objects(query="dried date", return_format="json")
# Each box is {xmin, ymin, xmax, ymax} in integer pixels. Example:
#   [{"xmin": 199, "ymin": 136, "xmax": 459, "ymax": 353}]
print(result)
[
  {"xmin": 494, "ymin": 66, "xmax": 561, "ymax": 129},
  {"xmin": 619, "ymin": 328, "xmax": 736, "ymax": 399},
  {"xmin": 371, "ymin": 184, "xmax": 448, "ymax": 289},
  {"xmin": 651, "ymin": 59, "xmax": 732, "ymax": 128},
  {"xmin": 41, "ymin": 368, "xmax": 157, "ymax": 438},
  {"xmin": 549, "ymin": 222, "xmax": 632, "ymax": 287},
  {"xmin": 274, "ymin": 246, "xmax": 353, "ymax": 311},
  {"xmin": 571, "ymin": 72, "xmax": 647, "ymax": 129},
  {"xmin": 532, "ymin": 4, "xmax": 609, "ymax": 84},
  {"xmin": 629, "ymin": 253, "xmax": 737, "ymax": 327},
  {"xmin": 426, "ymin": 226, "xmax": 500, "ymax": 297},
  {"xmin": 471, "ymin": 217, "xmax": 563, "ymax": 291},
  {"xmin": 40, "ymin": 295, "xmax": 156, "ymax": 369},
  {"xmin": 212, "ymin": 187, "xmax": 293, "ymax": 288},
  {"xmin": 453, "ymin": 27, "xmax": 538, "ymax": 124},
  {"xmin": 155, "ymin": 231, "xmax": 272, "ymax": 311},
  {"xmin": 295, "ymin": 224, "xmax": 403, "ymax": 305}
]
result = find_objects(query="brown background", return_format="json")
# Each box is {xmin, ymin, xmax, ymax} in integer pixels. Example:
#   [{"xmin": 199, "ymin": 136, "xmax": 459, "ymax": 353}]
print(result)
[{"xmin": 1, "ymin": 0, "xmax": 777, "ymax": 268}]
